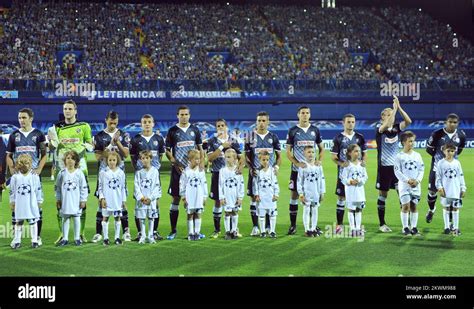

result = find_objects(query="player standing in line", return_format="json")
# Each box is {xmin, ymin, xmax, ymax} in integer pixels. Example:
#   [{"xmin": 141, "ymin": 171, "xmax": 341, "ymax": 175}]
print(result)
[
  {"xmin": 341, "ymin": 144, "xmax": 368, "ymax": 237},
  {"xmin": 180, "ymin": 149, "xmax": 208, "ymax": 241},
  {"xmin": 394, "ymin": 131, "xmax": 424, "ymax": 236},
  {"xmin": 286, "ymin": 106, "xmax": 324, "ymax": 235},
  {"xmin": 207, "ymin": 119, "xmax": 244, "ymax": 238},
  {"xmin": 245, "ymin": 111, "xmax": 281, "ymax": 236},
  {"xmin": 331, "ymin": 114, "xmax": 367, "ymax": 234},
  {"xmin": 98, "ymin": 151, "xmax": 127, "ymax": 246},
  {"xmin": 0, "ymin": 130, "xmax": 6, "ymax": 202},
  {"xmin": 219, "ymin": 149, "xmax": 245, "ymax": 240},
  {"xmin": 165, "ymin": 105, "xmax": 204, "ymax": 240},
  {"xmin": 436, "ymin": 144, "xmax": 466, "ymax": 236},
  {"xmin": 425, "ymin": 114, "xmax": 466, "ymax": 224},
  {"xmin": 297, "ymin": 146, "xmax": 325, "ymax": 237},
  {"xmin": 253, "ymin": 150, "xmax": 279, "ymax": 238},
  {"xmin": 134, "ymin": 150, "xmax": 162, "ymax": 244},
  {"xmin": 375, "ymin": 96, "xmax": 412, "ymax": 233},
  {"xmin": 130, "ymin": 114, "xmax": 165, "ymax": 241},
  {"xmin": 6, "ymin": 108, "xmax": 47, "ymax": 246},
  {"xmin": 9, "ymin": 154, "xmax": 43, "ymax": 249},
  {"xmin": 92, "ymin": 111, "xmax": 131, "ymax": 243},
  {"xmin": 55, "ymin": 151, "xmax": 89, "ymax": 247},
  {"xmin": 49, "ymin": 100, "xmax": 93, "ymax": 244}
]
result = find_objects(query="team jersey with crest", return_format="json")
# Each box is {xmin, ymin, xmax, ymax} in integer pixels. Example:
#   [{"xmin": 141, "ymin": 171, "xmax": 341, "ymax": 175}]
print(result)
[
  {"xmin": 98, "ymin": 168, "xmax": 127, "ymax": 211},
  {"xmin": 394, "ymin": 151, "xmax": 424, "ymax": 196},
  {"xmin": 9, "ymin": 172, "xmax": 43, "ymax": 220},
  {"xmin": 179, "ymin": 166, "xmax": 208, "ymax": 210},
  {"xmin": 165, "ymin": 124, "xmax": 202, "ymax": 168},
  {"xmin": 426, "ymin": 128, "xmax": 466, "ymax": 170},
  {"xmin": 245, "ymin": 131, "xmax": 281, "ymax": 170},
  {"xmin": 341, "ymin": 161, "xmax": 368, "ymax": 204},
  {"xmin": 54, "ymin": 121, "xmax": 93, "ymax": 174},
  {"xmin": 297, "ymin": 163, "xmax": 326, "ymax": 203},
  {"xmin": 331, "ymin": 132, "xmax": 367, "ymax": 178},
  {"xmin": 134, "ymin": 167, "xmax": 162, "ymax": 205},
  {"xmin": 207, "ymin": 136, "xmax": 241, "ymax": 172},
  {"xmin": 375, "ymin": 123, "xmax": 401, "ymax": 167},
  {"xmin": 93, "ymin": 129, "xmax": 130, "ymax": 172},
  {"xmin": 435, "ymin": 159, "xmax": 466, "ymax": 199},
  {"xmin": 253, "ymin": 167, "xmax": 279, "ymax": 209},
  {"xmin": 218, "ymin": 166, "xmax": 245, "ymax": 207},
  {"xmin": 130, "ymin": 133, "xmax": 165, "ymax": 171},
  {"xmin": 7, "ymin": 129, "xmax": 46, "ymax": 169},
  {"xmin": 286, "ymin": 124, "xmax": 323, "ymax": 172},
  {"xmin": 55, "ymin": 168, "xmax": 89, "ymax": 216}
]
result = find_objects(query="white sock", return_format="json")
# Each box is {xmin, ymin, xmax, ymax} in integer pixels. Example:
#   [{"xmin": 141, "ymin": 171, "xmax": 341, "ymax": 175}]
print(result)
[
  {"xmin": 140, "ymin": 219, "xmax": 146, "ymax": 240},
  {"xmin": 310, "ymin": 206, "xmax": 318, "ymax": 231},
  {"xmin": 14, "ymin": 225, "xmax": 22, "ymax": 243},
  {"xmin": 73, "ymin": 216, "xmax": 80, "ymax": 241},
  {"xmin": 443, "ymin": 209, "xmax": 450, "ymax": 229},
  {"xmin": 187, "ymin": 219, "xmax": 194, "ymax": 235},
  {"xmin": 194, "ymin": 218, "xmax": 202, "ymax": 235},
  {"xmin": 348, "ymin": 211, "xmax": 355, "ymax": 230},
  {"xmin": 401, "ymin": 212, "xmax": 409, "ymax": 228},
  {"xmin": 259, "ymin": 217, "xmax": 266, "ymax": 233},
  {"xmin": 148, "ymin": 219, "xmax": 154, "ymax": 239},
  {"xmin": 114, "ymin": 220, "xmax": 121, "ymax": 240},
  {"xmin": 452, "ymin": 211, "xmax": 459, "ymax": 229},
  {"xmin": 62, "ymin": 217, "xmax": 70, "ymax": 241},
  {"xmin": 303, "ymin": 206, "xmax": 310, "ymax": 232},
  {"xmin": 270, "ymin": 215, "xmax": 276, "ymax": 233},
  {"xmin": 231, "ymin": 215, "xmax": 239, "ymax": 233},
  {"xmin": 224, "ymin": 216, "xmax": 231, "ymax": 232},
  {"xmin": 410, "ymin": 212, "xmax": 419, "ymax": 228},
  {"xmin": 355, "ymin": 211, "xmax": 362, "ymax": 230},
  {"xmin": 102, "ymin": 221, "xmax": 109, "ymax": 240},
  {"xmin": 30, "ymin": 223, "xmax": 38, "ymax": 243}
]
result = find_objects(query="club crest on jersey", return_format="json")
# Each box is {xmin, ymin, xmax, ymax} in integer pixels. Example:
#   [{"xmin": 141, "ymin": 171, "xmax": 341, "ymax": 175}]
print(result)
[
  {"xmin": 153, "ymin": 141, "xmax": 158, "ymax": 146},
  {"xmin": 190, "ymin": 131, "xmax": 195, "ymax": 137},
  {"xmin": 15, "ymin": 133, "xmax": 20, "ymax": 142},
  {"xmin": 311, "ymin": 131, "xmax": 316, "ymax": 136},
  {"xmin": 32, "ymin": 136, "xmax": 37, "ymax": 142},
  {"xmin": 268, "ymin": 139, "xmax": 273, "ymax": 144},
  {"xmin": 76, "ymin": 128, "xmax": 81, "ymax": 134}
]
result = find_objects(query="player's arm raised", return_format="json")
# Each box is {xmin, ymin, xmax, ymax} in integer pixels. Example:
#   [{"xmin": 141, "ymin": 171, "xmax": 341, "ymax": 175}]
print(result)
[
  {"xmin": 379, "ymin": 97, "xmax": 398, "ymax": 133},
  {"xmin": 395, "ymin": 97, "xmax": 412, "ymax": 130}
]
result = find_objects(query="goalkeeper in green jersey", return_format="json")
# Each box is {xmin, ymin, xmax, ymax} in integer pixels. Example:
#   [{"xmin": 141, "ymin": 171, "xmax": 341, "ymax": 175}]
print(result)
[{"xmin": 48, "ymin": 99, "xmax": 93, "ymax": 244}]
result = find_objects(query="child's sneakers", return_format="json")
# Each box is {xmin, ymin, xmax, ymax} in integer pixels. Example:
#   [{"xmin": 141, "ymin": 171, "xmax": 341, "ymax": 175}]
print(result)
[
  {"xmin": 411, "ymin": 227, "xmax": 421, "ymax": 236},
  {"xmin": 11, "ymin": 242, "xmax": 21, "ymax": 250},
  {"xmin": 74, "ymin": 239, "xmax": 83, "ymax": 246},
  {"xmin": 56, "ymin": 239, "xmax": 68, "ymax": 247},
  {"xmin": 269, "ymin": 232, "xmax": 277, "ymax": 239},
  {"xmin": 225, "ymin": 232, "xmax": 233, "ymax": 240},
  {"xmin": 103, "ymin": 239, "xmax": 110, "ymax": 246},
  {"xmin": 138, "ymin": 238, "xmax": 146, "ymax": 245},
  {"xmin": 92, "ymin": 233, "xmax": 103, "ymax": 243},
  {"xmin": 31, "ymin": 242, "xmax": 39, "ymax": 249},
  {"xmin": 147, "ymin": 238, "xmax": 156, "ymax": 244},
  {"xmin": 403, "ymin": 227, "xmax": 411, "ymax": 236},
  {"xmin": 115, "ymin": 238, "xmax": 123, "ymax": 245}
]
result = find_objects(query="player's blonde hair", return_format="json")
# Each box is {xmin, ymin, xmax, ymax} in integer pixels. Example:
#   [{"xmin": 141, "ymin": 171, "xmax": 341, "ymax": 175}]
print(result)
[
  {"xmin": 187, "ymin": 149, "xmax": 200, "ymax": 160},
  {"xmin": 105, "ymin": 150, "xmax": 122, "ymax": 166},
  {"xmin": 381, "ymin": 108, "xmax": 392, "ymax": 117},
  {"xmin": 15, "ymin": 154, "xmax": 32, "ymax": 171},
  {"xmin": 224, "ymin": 148, "xmax": 238, "ymax": 161},
  {"xmin": 63, "ymin": 150, "xmax": 81, "ymax": 168}
]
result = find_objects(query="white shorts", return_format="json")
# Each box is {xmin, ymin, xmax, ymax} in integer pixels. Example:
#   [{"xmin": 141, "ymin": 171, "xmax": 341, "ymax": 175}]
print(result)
[
  {"xmin": 135, "ymin": 207, "xmax": 159, "ymax": 219},
  {"xmin": 102, "ymin": 209, "xmax": 122, "ymax": 218},
  {"xmin": 399, "ymin": 194, "xmax": 420, "ymax": 206},
  {"xmin": 186, "ymin": 208, "xmax": 203, "ymax": 215},
  {"xmin": 257, "ymin": 207, "xmax": 278, "ymax": 217},
  {"xmin": 302, "ymin": 201, "xmax": 320, "ymax": 208},
  {"xmin": 13, "ymin": 218, "xmax": 39, "ymax": 224},
  {"xmin": 60, "ymin": 209, "xmax": 83, "ymax": 217},
  {"xmin": 346, "ymin": 202, "xmax": 365, "ymax": 211},
  {"xmin": 441, "ymin": 198, "xmax": 462, "ymax": 208},
  {"xmin": 224, "ymin": 205, "xmax": 241, "ymax": 213}
]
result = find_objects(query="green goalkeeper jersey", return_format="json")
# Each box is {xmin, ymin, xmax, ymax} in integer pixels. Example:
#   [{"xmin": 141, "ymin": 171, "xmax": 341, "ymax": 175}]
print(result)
[{"xmin": 55, "ymin": 121, "xmax": 93, "ymax": 175}]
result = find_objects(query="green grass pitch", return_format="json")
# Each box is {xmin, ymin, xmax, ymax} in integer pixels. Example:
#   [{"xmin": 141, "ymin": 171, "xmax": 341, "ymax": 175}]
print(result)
[{"xmin": 0, "ymin": 149, "xmax": 472, "ymax": 277}]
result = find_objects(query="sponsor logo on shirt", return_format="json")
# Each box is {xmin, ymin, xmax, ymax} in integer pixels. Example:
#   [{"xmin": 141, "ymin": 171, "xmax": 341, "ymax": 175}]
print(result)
[
  {"xmin": 296, "ymin": 141, "xmax": 315, "ymax": 147},
  {"xmin": 60, "ymin": 138, "xmax": 81, "ymax": 144},
  {"xmin": 177, "ymin": 141, "xmax": 195, "ymax": 148},
  {"xmin": 255, "ymin": 148, "xmax": 274, "ymax": 154},
  {"xmin": 384, "ymin": 136, "xmax": 398, "ymax": 144},
  {"xmin": 16, "ymin": 146, "xmax": 36, "ymax": 152}
]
